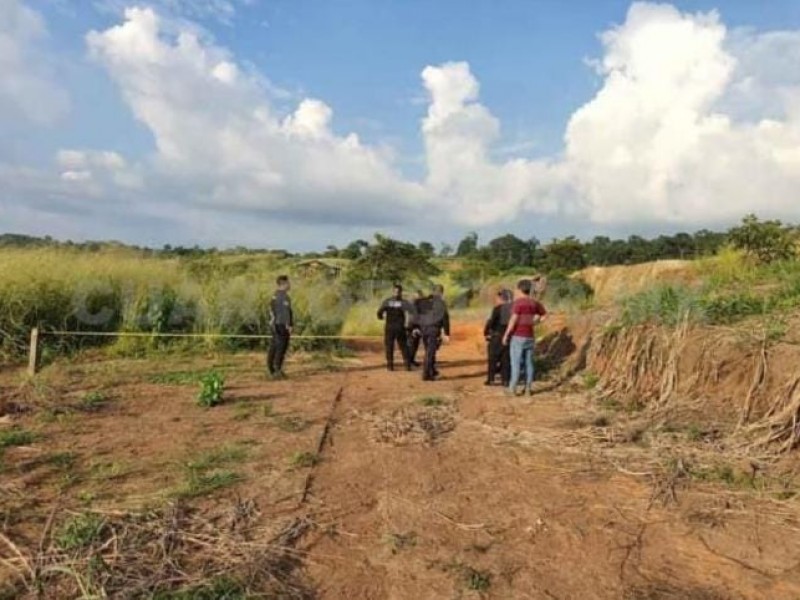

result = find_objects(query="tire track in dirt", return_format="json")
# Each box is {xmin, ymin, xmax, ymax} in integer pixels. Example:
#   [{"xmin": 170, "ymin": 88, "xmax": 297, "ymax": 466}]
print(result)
[{"xmin": 300, "ymin": 378, "xmax": 347, "ymax": 506}]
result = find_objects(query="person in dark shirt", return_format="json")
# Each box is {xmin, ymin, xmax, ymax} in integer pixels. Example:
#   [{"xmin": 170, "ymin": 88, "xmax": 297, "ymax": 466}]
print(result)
[
  {"xmin": 267, "ymin": 275, "xmax": 293, "ymax": 379},
  {"xmin": 377, "ymin": 284, "xmax": 414, "ymax": 371},
  {"xmin": 484, "ymin": 288, "xmax": 512, "ymax": 386},
  {"xmin": 502, "ymin": 279, "xmax": 547, "ymax": 396},
  {"xmin": 406, "ymin": 289, "xmax": 424, "ymax": 366},
  {"xmin": 418, "ymin": 284, "xmax": 450, "ymax": 381}
]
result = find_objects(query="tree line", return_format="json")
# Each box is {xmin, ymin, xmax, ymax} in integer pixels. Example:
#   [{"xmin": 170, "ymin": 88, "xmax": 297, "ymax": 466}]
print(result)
[{"xmin": 2, "ymin": 214, "xmax": 796, "ymax": 273}]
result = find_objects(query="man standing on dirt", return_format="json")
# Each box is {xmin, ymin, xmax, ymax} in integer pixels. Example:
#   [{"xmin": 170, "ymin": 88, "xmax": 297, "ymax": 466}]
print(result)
[
  {"xmin": 267, "ymin": 275, "xmax": 293, "ymax": 379},
  {"xmin": 502, "ymin": 279, "xmax": 546, "ymax": 396},
  {"xmin": 406, "ymin": 289, "xmax": 425, "ymax": 367},
  {"xmin": 377, "ymin": 284, "xmax": 414, "ymax": 371},
  {"xmin": 418, "ymin": 284, "xmax": 450, "ymax": 381},
  {"xmin": 484, "ymin": 289, "xmax": 512, "ymax": 386}
]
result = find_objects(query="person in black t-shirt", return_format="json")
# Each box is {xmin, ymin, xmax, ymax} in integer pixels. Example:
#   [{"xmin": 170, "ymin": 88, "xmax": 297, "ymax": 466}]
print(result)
[
  {"xmin": 267, "ymin": 275, "xmax": 293, "ymax": 379},
  {"xmin": 377, "ymin": 284, "xmax": 414, "ymax": 371},
  {"xmin": 484, "ymin": 288, "xmax": 512, "ymax": 386},
  {"xmin": 418, "ymin": 284, "xmax": 450, "ymax": 381}
]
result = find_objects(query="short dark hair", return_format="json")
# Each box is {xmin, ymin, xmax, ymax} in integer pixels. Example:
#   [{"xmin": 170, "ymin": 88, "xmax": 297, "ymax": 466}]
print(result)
[
  {"xmin": 517, "ymin": 279, "xmax": 532, "ymax": 295},
  {"xmin": 432, "ymin": 284, "xmax": 444, "ymax": 295},
  {"xmin": 393, "ymin": 283, "xmax": 403, "ymax": 293},
  {"xmin": 276, "ymin": 275, "xmax": 289, "ymax": 286}
]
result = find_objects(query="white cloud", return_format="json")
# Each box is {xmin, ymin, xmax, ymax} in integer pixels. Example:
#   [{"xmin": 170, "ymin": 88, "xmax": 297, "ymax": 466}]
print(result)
[
  {"xmin": 85, "ymin": 7, "xmax": 423, "ymax": 226},
  {"xmin": 420, "ymin": 62, "xmax": 569, "ymax": 226},
  {"xmin": 418, "ymin": 2, "xmax": 800, "ymax": 229},
  {"xmin": 562, "ymin": 2, "xmax": 800, "ymax": 225},
  {"xmin": 0, "ymin": 0, "xmax": 69, "ymax": 125}
]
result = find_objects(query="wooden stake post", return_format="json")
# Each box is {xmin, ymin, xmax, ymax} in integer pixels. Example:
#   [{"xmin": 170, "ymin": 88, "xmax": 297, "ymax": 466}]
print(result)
[{"xmin": 28, "ymin": 327, "xmax": 39, "ymax": 376}]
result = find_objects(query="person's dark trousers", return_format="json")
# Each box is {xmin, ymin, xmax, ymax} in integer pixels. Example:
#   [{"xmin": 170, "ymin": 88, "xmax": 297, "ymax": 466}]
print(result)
[
  {"xmin": 267, "ymin": 324, "xmax": 291, "ymax": 375},
  {"xmin": 487, "ymin": 334, "xmax": 504, "ymax": 383},
  {"xmin": 499, "ymin": 344, "xmax": 511, "ymax": 386},
  {"xmin": 407, "ymin": 328, "xmax": 421, "ymax": 365},
  {"xmin": 422, "ymin": 327, "xmax": 439, "ymax": 380},
  {"xmin": 384, "ymin": 326, "xmax": 410, "ymax": 370}
]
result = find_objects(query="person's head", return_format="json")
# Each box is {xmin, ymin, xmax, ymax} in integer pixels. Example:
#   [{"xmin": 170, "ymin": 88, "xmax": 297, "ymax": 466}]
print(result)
[
  {"xmin": 497, "ymin": 288, "xmax": 512, "ymax": 305},
  {"xmin": 494, "ymin": 289, "xmax": 506, "ymax": 306},
  {"xmin": 392, "ymin": 283, "xmax": 403, "ymax": 299},
  {"xmin": 517, "ymin": 279, "xmax": 532, "ymax": 296},
  {"xmin": 431, "ymin": 284, "xmax": 444, "ymax": 297},
  {"xmin": 276, "ymin": 275, "xmax": 290, "ymax": 291},
  {"xmin": 415, "ymin": 289, "xmax": 424, "ymax": 300}
]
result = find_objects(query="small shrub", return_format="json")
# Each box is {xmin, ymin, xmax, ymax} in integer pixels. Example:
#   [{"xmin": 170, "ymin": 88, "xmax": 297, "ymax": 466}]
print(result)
[
  {"xmin": 385, "ymin": 532, "xmax": 417, "ymax": 554},
  {"xmin": 56, "ymin": 513, "xmax": 106, "ymax": 551},
  {"xmin": 289, "ymin": 451, "xmax": 319, "ymax": 469},
  {"xmin": 149, "ymin": 371, "xmax": 201, "ymax": 385},
  {"xmin": 180, "ymin": 470, "xmax": 243, "ymax": 498},
  {"xmin": 686, "ymin": 424, "xmax": 704, "ymax": 442},
  {"xmin": 80, "ymin": 390, "xmax": 109, "ymax": 411},
  {"xmin": 582, "ymin": 372, "xmax": 600, "ymax": 390},
  {"xmin": 463, "ymin": 567, "xmax": 491, "ymax": 592},
  {"xmin": 185, "ymin": 446, "xmax": 247, "ymax": 472},
  {"xmin": 197, "ymin": 371, "xmax": 225, "ymax": 407},
  {"xmin": 417, "ymin": 396, "xmax": 445, "ymax": 407},
  {"xmin": 152, "ymin": 576, "xmax": 247, "ymax": 600},
  {"xmin": 0, "ymin": 428, "xmax": 35, "ymax": 448},
  {"xmin": 274, "ymin": 415, "xmax": 310, "ymax": 433}
]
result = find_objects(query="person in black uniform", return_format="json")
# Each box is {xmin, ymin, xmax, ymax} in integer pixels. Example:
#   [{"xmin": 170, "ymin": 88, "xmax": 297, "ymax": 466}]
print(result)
[
  {"xmin": 484, "ymin": 288, "xmax": 512, "ymax": 386},
  {"xmin": 267, "ymin": 275, "xmax": 293, "ymax": 379},
  {"xmin": 418, "ymin": 284, "xmax": 450, "ymax": 381},
  {"xmin": 406, "ymin": 289, "xmax": 424, "ymax": 367},
  {"xmin": 377, "ymin": 284, "xmax": 414, "ymax": 371}
]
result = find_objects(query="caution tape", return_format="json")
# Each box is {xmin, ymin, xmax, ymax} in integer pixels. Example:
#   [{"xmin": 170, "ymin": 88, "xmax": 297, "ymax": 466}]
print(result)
[{"xmin": 42, "ymin": 330, "xmax": 382, "ymax": 340}]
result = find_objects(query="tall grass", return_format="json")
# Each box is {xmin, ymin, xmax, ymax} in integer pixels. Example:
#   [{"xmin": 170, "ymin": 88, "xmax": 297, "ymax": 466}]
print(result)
[
  {"xmin": 0, "ymin": 248, "xmax": 353, "ymax": 361},
  {"xmin": 620, "ymin": 249, "xmax": 800, "ymax": 327}
]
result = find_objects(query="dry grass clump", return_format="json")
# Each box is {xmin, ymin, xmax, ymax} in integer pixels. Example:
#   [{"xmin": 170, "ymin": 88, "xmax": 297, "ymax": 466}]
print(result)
[{"xmin": 0, "ymin": 500, "xmax": 314, "ymax": 599}]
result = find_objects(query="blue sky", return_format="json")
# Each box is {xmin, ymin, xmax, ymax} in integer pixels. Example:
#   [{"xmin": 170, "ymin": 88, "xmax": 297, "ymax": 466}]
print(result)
[{"xmin": 2, "ymin": 0, "xmax": 800, "ymax": 250}]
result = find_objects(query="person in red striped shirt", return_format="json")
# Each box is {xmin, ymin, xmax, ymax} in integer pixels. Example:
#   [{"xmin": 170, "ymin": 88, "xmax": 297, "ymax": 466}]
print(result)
[{"xmin": 502, "ymin": 279, "xmax": 547, "ymax": 396}]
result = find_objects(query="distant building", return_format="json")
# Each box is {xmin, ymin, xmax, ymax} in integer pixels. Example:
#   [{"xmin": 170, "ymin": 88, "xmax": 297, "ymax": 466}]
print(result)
[{"xmin": 294, "ymin": 259, "xmax": 344, "ymax": 279}]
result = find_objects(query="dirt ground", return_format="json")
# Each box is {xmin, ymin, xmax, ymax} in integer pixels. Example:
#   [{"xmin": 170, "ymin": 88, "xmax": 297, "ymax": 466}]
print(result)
[{"xmin": 3, "ymin": 321, "xmax": 800, "ymax": 599}]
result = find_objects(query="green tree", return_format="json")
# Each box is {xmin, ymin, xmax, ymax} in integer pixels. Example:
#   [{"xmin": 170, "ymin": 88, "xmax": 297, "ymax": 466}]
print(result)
[
  {"xmin": 418, "ymin": 241, "xmax": 436, "ymax": 257},
  {"xmin": 340, "ymin": 239, "xmax": 369, "ymax": 260},
  {"xmin": 482, "ymin": 234, "xmax": 534, "ymax": 271},
  {"xmin": 456, "ymin": 232, "xmax": 479, "ymax": 257},
  {"xmin": 345, "ymin": 234, "xmax": 441, "ymax": 294},
  {"xmin": 728, "ymin": 214, "xmax": 796, "ymax": 264},
  {"xmin": 541, "ymin": 236, "xmax": 587, "ymax": 272}
]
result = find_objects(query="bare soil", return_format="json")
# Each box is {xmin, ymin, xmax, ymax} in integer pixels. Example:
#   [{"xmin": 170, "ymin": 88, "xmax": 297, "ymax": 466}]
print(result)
[{"xmin": 2, "ymin": 321, "xmax": 800, "ymax": 599}]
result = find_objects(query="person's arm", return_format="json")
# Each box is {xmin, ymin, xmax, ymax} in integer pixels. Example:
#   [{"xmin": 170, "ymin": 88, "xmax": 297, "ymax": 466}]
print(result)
[
  {"xmin": 269, "ymin": 295, "xmax": 277, "ymax": 328},
  {"xmin": 442, "ymin": 306, "xmax": 450, "ymax": 339},
  {"xmin": 534, "ymin": 302, "xmax": 547, "ymax": 324},
  {"xmin": 377, "ymin": 299, "xmax": 387, "ymax": 320},
  {"xmin": 485, "ymin": 307, "xmax": 498, "ymax": 338},
  {"xmin": 502, "ymin": 313, "xmax": 519, "ymax": 345}
]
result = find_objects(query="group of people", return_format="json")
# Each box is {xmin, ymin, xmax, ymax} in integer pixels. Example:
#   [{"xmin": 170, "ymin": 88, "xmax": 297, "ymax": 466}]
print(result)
[
  {"xmin": 483, "ymin": 278, "xmax": 547, "ymax": 396},
  {"xmin": 377, "ymin": 283, "xmax": 450, "ymax": 381},
  {"xmin": 266, "ymin": 274, "xmax": 546, "ymax": 395}
]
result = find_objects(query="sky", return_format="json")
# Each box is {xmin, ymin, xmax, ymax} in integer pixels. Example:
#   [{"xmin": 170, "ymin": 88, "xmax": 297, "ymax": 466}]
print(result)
[{"xmin": 2, "ymin": 0, "xmax": 800, "ymax": 251}]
